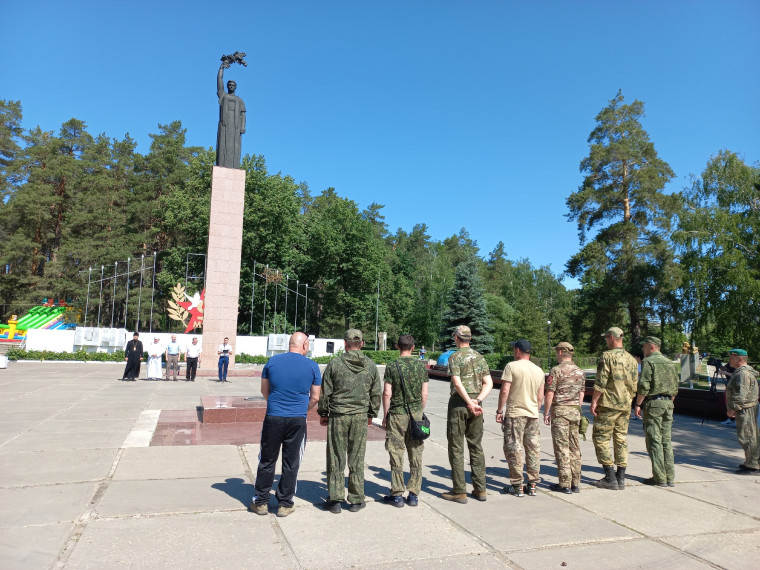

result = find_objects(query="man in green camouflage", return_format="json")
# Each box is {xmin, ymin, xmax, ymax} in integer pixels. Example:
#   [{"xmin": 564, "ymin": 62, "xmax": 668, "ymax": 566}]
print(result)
[
  {"xmin": 591, "ymin": 326, "xmax": 638, "ymax": 490},
  {"xmin": 634, "ymin": 336, "xmax": 679, "ymax": 487},
  {"xmin": 381, "ymin": 334, "xmax": 429, "ymax": 508},
  {"xmin": 443, "ymin": 325, "xmax": 493, "ymax": 504},
  {"xmin": 724, "ymin": 349, "xmax": 759, "ymax": 474},
  {"xmin": 318, "ymin": 329, "xmax": 381, "ymax": 513},
  {"xmin": 544, "ymin": 341, "xmax": 585, "ymax": 494}
]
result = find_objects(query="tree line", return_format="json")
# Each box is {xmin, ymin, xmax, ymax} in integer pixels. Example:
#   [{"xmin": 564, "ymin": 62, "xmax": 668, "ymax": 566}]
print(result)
[{"xmin": 1, "ymin": 93, "xmax": 758, "ymax": 362}]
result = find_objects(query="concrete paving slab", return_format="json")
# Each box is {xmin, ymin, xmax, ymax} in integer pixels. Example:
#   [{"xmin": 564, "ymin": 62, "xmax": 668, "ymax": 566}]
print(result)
[
  {"xmin": 26, "ymin": 418, "xmax": 136, "ymax": 435},
  {"xmin": 507, "ymin": 537, "xmax": 713, "ymax": 569},
  {"xmin": 0, "ymin": 448, "xmax": 118, "ymax": 486},
  {"xmin": 668, "ymin": 479, "xmax": 760, "ymax": 519},
  {"xmin": 113, "ymin": 445, "xmax": 247, "ymax": 480},
  {"xmin": 662, "ymin": 529, "xmax": 760, "ymax": 570},
  {"xmin": 0, "ymin": 481, "xmax": 97, "ymax": 526},
  {"xmin": 0, "ymin": 522, "xmax": 74, "ymax": 570},
  {"xmin": 96, "ymin": 476, "xmax": 251, "ymax": 516},
  {"xmin": 55, "ymin": 402, "xmax": 144, "ymax": 421},
  {"xmin": 0, "ymin": 429, "xmax": 127, "ymax": 452},
  {"xmin": 65, "ymin": 511, "xmax": 291, "ymax": 569},
  {"xmin": 363, "ymin": 552, "xmax": 510, "ymax": 569},
  {"xmin": 0, "ymin": 421, "xmax": 37, "ymax": 441}
]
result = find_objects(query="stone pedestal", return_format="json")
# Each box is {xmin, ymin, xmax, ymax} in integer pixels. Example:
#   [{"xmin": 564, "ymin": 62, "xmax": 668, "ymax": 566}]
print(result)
[{"xmin": 202, "ymin": 166, "xmax": 246, "ymax": 370}]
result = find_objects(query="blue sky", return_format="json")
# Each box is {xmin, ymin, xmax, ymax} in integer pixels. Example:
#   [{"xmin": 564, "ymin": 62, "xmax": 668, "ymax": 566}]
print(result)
[{"xmin": 2, "ymin": 1, "xmax": 759, "ymax": 289}]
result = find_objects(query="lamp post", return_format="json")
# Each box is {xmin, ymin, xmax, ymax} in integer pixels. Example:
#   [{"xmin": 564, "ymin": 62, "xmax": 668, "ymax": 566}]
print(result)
[{"xmin": 547, "ymin": 320, "xmax": 552, "ymax": 369}]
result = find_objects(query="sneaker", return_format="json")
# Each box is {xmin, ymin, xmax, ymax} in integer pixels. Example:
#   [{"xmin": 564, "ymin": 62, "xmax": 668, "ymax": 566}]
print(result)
[
  {"xmin": 643, "ymin": 477, "xmax": 668, "ymax": 487},
  {"xmin": 471, "ymin": 490, "xmax": 487, "ymax": 502},
  {"xmin": 736, "ymin": 466, "xmax": 760, "ymax": 475},
  {"xmin": 248, "ymin": 501, "xmax": 268, "ymax": 515},
  {"xmin": 502, "ymin": 485, "xmax": 525, "ymax": 497},
  {"xmin": 527, "ymin": 484, "xmax": 537, "ymax": 496},
  {"xmin": 382, "ymin": 495, "xmax": 404, "ymax": 508},
  {"xmin": 667, "ymin": 482, "xmax": 675, "ymax": 487},
  {"xmin": 441, "ymin": 492, "xmax": 468, "ymax": 504},
  {"xmin": 571, "ymin": 485, "xmax": 581, "ymax": 493},
  {"xmin": 720, "ymin": 418, "xmax": 735, "ymax": 426},
  {"xmin": 405, "ymin": 493, "xmax": 418, "ymax": 507},
  {"xmin": 348, "ymin": 502, "xmax": 366, "ymax": 512},
  {"xmin": 325, "ymin": 501, "xmax": 341, "ymax": 514},
  {"xmin": 550, "ymin": 483, "xmax": 572, "ymax": 495},
  {"xmin": 277, "ymin": 505, "xmax": 295, "ymax": 518}
]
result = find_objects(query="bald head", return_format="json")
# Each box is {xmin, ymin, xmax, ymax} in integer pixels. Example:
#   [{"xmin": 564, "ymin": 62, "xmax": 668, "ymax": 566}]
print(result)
[{"xmin": 289, "ymin": 332, "xmax": 309, "ymax": 355}]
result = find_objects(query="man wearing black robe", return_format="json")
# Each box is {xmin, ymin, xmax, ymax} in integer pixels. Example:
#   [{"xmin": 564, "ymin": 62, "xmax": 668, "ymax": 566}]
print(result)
[{"xmin": 122, "ymin": 332, "xmax": 143, "ymax": 381}]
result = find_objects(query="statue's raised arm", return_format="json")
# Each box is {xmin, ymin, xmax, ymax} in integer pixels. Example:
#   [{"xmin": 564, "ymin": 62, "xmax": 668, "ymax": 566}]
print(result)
[{"xmin": 215, "ymin": 52, "xmax": 247, "ymax": 169}]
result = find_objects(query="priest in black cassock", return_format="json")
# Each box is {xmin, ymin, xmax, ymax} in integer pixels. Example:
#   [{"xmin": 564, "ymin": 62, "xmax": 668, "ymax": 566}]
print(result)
[{"xmin": 122, "ymin": 332, "xmax": 143, "ymax": 381}]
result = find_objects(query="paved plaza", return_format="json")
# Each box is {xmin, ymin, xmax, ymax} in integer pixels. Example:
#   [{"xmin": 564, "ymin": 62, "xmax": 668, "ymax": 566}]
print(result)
[{"xmin": 1, "ymin": 361, "xmax": 759, "ymax": 569}]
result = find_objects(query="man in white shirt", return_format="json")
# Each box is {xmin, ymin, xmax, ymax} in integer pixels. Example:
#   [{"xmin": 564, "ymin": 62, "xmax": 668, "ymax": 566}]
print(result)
[
  {"xmin": 185, "ymin": 337, "xmax": 202, "ymax": 381},
  {"xmin": 147, "ymin": 337, "xmax": 164, "ymax": 380}
]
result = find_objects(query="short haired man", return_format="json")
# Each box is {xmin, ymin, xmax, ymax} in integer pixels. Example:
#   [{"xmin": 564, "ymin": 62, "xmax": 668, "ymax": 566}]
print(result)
[
  {"xmin": 442, "ymin": 325, "xmax": 493, "ymax": 504},
  {"xmin": 381, "ymin": 334, "xmax": 429, "ymax": 508},
  {"xmin": 634, "ymin": 336, "xmax": 679, "ymax": 486},
  {"xmin": 497, "ymin": 339, "xmax": 545, "ymax": 497},
  {"xmin": 165, "ymin": 335, "xmax": 181, "ymax": 381},
  {"xmin": 217, "ymin": 337, "xmax": 233, "ymax": 382},
  {"xmin": 249, "ymin": 332, "xmax": 322, "ymax": 517},
  {"xmin": 185, "ymin": 337, "xmax": 201, "ymax": 381},
  {"xmin": 122, "ymin": 332, "xmax": 143, "ymax": 381},
  {"xmin": 544, "ymin": 341, "xmax": 585, "ymax": 494},
  {"xmin": 724, "ymin": 349, "xmax": 759, "ymax": 474},
  {"xmin": 591, "ymin": 327, "xmax": 639, "ymax": 490},
  {"xmin": 147, "ymin": 336, "xmax": 164, "ymax": 381},
  {"xmin": 318, "ymin": 329, "xmax": 381, "ymax": 513}
]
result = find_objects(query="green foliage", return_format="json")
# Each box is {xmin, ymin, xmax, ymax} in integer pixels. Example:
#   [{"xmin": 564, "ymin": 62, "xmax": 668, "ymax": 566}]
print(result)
[
  {"xmin": 236, "ymin": 353, "xmax": 270, "ymax": 364},
  {"xmin": 6, "ymin": 348, "xmax": 128, "ymax": 361},
  {"xmin": 441, "ymin": 255, "xmax": 494, "ymax": 353}
]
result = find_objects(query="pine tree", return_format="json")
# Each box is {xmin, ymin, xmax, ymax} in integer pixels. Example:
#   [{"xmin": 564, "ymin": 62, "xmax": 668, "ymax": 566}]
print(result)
[{"xmin": 441, "ymin": 256, "xmax": 494, "ymax": 353}]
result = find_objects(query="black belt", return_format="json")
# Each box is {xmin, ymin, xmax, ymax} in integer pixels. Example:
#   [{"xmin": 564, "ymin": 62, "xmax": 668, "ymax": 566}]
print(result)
[{"xmin": 645, "ymin": 394, "xmax": 672, "ymax": 401}]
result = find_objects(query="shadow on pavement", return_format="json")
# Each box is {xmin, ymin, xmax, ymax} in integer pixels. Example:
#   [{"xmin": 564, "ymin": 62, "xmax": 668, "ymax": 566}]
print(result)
[{"xmin": 211, "ymin": 477, "xmax": 253, "ymax": 507}]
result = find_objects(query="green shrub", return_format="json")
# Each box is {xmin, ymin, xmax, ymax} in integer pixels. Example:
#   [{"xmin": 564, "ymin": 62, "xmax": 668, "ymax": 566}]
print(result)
[
  {"xmin": 236, "ymin": 353, "xmax": 269, "ymax": 364},
  {"xmin": 5, "ymin": 348, "xmax": 127, "ymax": 362}
]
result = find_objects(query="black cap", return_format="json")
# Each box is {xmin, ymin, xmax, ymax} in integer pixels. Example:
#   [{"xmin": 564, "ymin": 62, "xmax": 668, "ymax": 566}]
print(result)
[{"xmin": 510, "ymin": 339, "xmax": 532, "ymax": 353}]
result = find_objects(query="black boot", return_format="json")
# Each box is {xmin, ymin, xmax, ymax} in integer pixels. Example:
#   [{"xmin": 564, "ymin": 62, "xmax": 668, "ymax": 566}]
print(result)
[
  {"xmin": 616, "ymin": 466, "xmax": 626, "ymax": 490},
  {"xmin": 594, "ymin": 465, "xmax": 619, "ymax": 490}
]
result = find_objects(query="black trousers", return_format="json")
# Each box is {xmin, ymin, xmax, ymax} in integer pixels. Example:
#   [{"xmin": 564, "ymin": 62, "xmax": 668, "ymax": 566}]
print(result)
[
  {"xmin": 123, "ymin": 359, "xmax": 140, "ymax": 380},
  {"xmin": 186, "ymin": 357, "xmax": 198, "ymax": 380},
  {"xmin": 254, "ymin": 415, "xmax": 307, "ymax": 508}
]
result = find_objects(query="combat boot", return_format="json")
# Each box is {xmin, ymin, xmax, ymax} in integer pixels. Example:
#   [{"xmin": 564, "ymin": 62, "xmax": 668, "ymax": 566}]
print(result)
[
  {"xmin": 594, "ymin": 465, "xmax": 619, "ymax": 490},
  {"xmin": 615, "ymin": 466, "xmax": 626, "ymax": 490}
]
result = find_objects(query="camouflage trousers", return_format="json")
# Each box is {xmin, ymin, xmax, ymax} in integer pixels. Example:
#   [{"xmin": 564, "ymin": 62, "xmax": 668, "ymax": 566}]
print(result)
[
  {"xmin": 326, "ymin": 413, "xmax": 367, "ymax": 504},
  {"xmin": 447, "ymin": 394, "xmax": 486, "ymax": 494},
  {"xmin": 592, "ymin": 406, "xmax": 630, "ymax": 467},
  {"xmin": 736, "ymin": 405, "xmax": 760, "ymax": 469},
  {"xmin": 503, "ymin": 416, "xmax": 541, "ymax": 486},
  {"xmin": 385, "ymin": 412, "xmax": 424, "ymax": 496},
  {"xmin": 550, "ymin": 405, "xmax": 581, "ymax": 488},
  {"xmin": 642, "ymin": 399, "xmax": 674, "ymax": 483}
]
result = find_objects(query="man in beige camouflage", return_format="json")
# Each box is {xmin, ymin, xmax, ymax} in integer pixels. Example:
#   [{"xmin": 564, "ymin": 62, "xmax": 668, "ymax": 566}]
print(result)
[
  {"xmin": 634, "ymin": 336, "xmax": 679, "ymax": 486},
  {"xmin": 724, "ymin": 349, "xmax": 759, "ymax": 475},
  {"xmin": 591, "ymin": 326, "xmax": 638, "ymax": 490},
  {"xmin": 443, "ymin": 325, "xmax": 493, "ymax": 504},
  {"xmin": 497, "ymin": 339, "xmax": 544, "ymax": 497},
  {"xmin": 381, "ymin": 334, "xmax": 429, "ymax": 507},
  {"xmin": 544, "ymin": 341, "xmax": 585, "ymax": 494},
  {"xmin": 318, "ymin": 329, "xmax": 381, "ymax": 513}
]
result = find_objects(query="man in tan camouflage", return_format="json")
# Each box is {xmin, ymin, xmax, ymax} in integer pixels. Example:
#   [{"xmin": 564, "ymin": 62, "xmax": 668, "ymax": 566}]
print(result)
[
  {"xmin": 381, "ymin": 334, "xmax": 429, "ymax": 508},
  {"xmin": 318, "ymin": 329, "xmax": 381, "ymax": 513},
  {"xmin": 497, "ymin": 339, "xmax": 545, "ymax": 497},
  {"xmin": 443, "ymin": 325, "xmax": 493, "ymax": 504},
  {"xmin": 724, "ymin": 348, "xmax": 759, "ymax": 475},
  {"xmin": 591, "ymin": 326, "xmax": 638, "ymax": 490},
  {"xmin": 634, "ymin": 336, "xmax": 680, "ymax": 486},
  {"xmin": 544, "ymin": 341, "xmax": 585, "ymax": 494}
]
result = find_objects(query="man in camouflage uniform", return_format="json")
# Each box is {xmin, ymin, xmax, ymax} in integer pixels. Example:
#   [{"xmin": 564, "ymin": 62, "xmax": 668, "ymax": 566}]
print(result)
[
  {"xmin": 634, "ymin": 336, "xmax": 679, "ymax": 487},
  {"xmin": 724, "ymin": 348, "xmax": 759, "ymax": 474},
  {"xmin": 318, "ymin": 329, "xmax": 381, "ymax": 513},
  {"xmin": 381, "ymin": 334, "xmax": 429, "ymax": 507},
  {"xmin": 544, "ymin": 341, "xmax": 585, "ymax": 494},
  {"xmin": 497, "ymin": 339, "xmax": 545, "ymax": 497},
  {"xmin": 591, "ymin": 326, "xmax": 638, "ymax": 490},
  {"xmin": 443, "ymin": 325, "xmax": 493, "ymax": 504}
]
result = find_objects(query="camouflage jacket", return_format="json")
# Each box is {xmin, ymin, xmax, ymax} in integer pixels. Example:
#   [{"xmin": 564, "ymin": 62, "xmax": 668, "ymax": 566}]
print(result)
[
  {"xmin": 448, "ymin": 347, "xmax": 489, "ymax": 396},
  {"xmin": 637, "ymin": 351, "xmax": 679, "ymax": 399},
  {"xmin": 383, "ymin": 356, "xmax": 428, "ymax": 414},
  {"xmin": 318, "ymin": 350, "xmax": 381, "ymax": 417},
  {"xmin": 726, "ymin": 364, "xmax": 759, "ymax": 411},
  {"xmin": 547, "ymin": 361, "xmax": 585, "ymax": 406},
  {"xmin": 594, "ymin": 347, "xmax": 638, "ymax": 411}
]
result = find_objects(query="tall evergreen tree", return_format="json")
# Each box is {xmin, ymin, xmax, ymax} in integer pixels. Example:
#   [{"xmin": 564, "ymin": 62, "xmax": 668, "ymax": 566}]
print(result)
[{"xmin": 441, "ymin": 255, "xmax": 493, "ymax": 353}]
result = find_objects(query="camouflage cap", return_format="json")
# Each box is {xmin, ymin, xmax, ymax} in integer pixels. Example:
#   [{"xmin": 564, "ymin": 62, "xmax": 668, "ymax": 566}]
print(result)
[
  {"xmin": 453, "ymin": 325, "xmax": 472, "ymax": 340},
  {"xmin": 642, "ymin": 336, "xmax": 661, "ymax": 347},
  {"xmin": 601, "ymin": 327, "xmax": 624, "ymax": 338},
  {"xmin": 729, "ymin": 348, "xmax": 748, "ymax": 356},
  {"xmin": 344, "ymin": 328, "xmax": 363, "ymax": 342},
  {"xmin": 554, "ymin": 341, "xmax": 574, "ymax": 353}
]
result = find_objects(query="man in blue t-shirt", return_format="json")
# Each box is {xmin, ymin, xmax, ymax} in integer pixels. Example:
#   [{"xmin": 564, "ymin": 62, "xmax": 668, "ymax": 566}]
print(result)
[{"xmin": 249, "ymin": 332, "xmax": 322, "ymax": 518}]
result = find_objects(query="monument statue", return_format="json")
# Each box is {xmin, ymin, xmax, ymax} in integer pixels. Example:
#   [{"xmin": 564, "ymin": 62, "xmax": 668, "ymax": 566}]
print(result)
[{"xmin": 216, "ymin": 52, "xmax": 247, "ymax": 169}]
